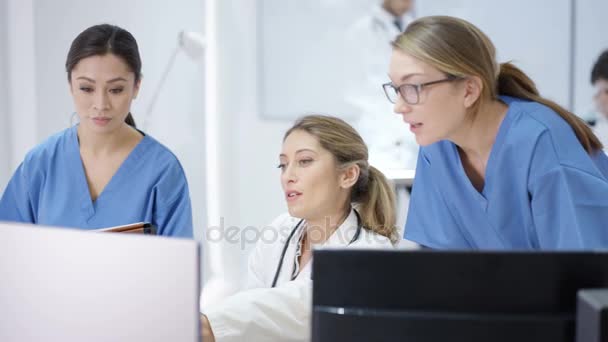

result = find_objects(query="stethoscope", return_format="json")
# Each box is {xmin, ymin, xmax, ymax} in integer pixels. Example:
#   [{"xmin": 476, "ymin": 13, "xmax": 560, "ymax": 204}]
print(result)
[{"xmin": 271, "ymin": 209, "xmax": 363, "ymax": 288}]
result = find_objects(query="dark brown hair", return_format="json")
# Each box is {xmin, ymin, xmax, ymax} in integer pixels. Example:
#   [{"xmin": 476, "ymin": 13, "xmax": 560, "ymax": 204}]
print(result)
[{"xmin": 66, "ymin": 24, "xmax": 141, "ymax": 128}]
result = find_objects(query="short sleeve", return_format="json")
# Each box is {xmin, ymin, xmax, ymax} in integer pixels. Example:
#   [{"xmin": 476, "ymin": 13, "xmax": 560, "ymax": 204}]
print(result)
[
  {"xmin": 153, "ymin": 161, "xmax": 193, "ymax": 238},
  {"xmin": 0, "ymin": 163, "xmax": 36, "ymax": 223},
  {"xmin": 529, "ymin": 132, "xmax": 608, "ymax": 249}
]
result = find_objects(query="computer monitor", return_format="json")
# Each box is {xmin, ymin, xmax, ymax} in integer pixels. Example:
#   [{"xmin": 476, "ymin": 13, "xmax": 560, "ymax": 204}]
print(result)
[
  {"xmin": 0, "ymin": 222, "xmax": 200, "ymax": 342},
  {"xmin": 312, "ymin": 250, "xmax": 608, "ymax": 342}
]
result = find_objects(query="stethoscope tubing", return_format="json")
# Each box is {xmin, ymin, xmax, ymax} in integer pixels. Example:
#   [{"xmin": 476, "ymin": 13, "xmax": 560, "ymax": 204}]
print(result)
[{"xmin": 271, "ymin": 209, "xmax": 362, "ymax": 288}]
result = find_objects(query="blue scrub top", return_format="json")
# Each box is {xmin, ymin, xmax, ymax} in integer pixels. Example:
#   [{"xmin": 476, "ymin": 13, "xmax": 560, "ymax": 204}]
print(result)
[
  {"xmin": 0, "ymin": 125, "xmax": 193, "ymax": 238},
  {"xmin": 405, "ymin": 96, "xmax": 608, "ymax": 250}
]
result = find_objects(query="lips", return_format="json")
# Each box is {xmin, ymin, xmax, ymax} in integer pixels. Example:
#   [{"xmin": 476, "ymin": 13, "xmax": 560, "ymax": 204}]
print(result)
[
  {"xmin": 92, "ymin": 117, "xmax": 112, "ymax": 126},
  {"xmin": 407, "ymin": 121, "xmax": 423, "ymax": 133},
  {"xmin": 285, "ymin": 190, "xmax": 302, "ymax": 202}
]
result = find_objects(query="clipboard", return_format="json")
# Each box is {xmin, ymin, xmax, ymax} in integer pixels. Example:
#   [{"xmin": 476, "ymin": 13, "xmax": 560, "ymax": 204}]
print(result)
[{"xmin": 95, "ymin": 222, "xmax": 157, "ymax": 235}]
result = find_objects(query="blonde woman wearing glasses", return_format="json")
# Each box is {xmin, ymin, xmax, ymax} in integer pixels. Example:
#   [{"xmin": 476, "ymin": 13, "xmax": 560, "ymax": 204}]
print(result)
[{"xmin": 384, "ymin": 16, "xmax": 608, "ymax": 250}]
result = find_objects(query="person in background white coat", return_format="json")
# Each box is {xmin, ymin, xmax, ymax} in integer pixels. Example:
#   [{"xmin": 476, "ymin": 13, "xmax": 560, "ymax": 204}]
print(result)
[
  {"xmin": 200, "ymin": 115, "xmax": 398, "ymax": 342},
  {"xmin": 591, "ymin": 50, "xmax": 608, "ymax": 152},
  {"xmin": 345, "ymin": 0, "xmax": 417, "ymax": 170}
]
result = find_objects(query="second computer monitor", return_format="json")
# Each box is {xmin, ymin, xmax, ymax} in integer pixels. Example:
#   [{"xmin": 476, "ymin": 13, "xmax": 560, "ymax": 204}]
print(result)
[{"xmin": 312, "ymin": 250, "xmax": 608, "ymax": 342}]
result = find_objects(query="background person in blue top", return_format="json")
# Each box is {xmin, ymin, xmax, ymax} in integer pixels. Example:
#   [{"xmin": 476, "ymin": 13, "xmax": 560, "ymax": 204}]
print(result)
[
  {"xmin": 383, "ymin": 16, "xmax": 608, "ymax": 249},
  {"xmin": 0, "ymin": 24, "xmax": 193, "ymax": 238}
]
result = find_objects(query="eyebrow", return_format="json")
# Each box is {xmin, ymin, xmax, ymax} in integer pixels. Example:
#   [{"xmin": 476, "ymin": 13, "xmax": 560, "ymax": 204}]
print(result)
[
  {"xmin": 399, "ymin": 73, "xmax": 423, "ymax": 82},
  {"xmin": 75, "ymin": 76, "xmax": 128, "ymax": 83},
  {"xmin": 279, "ymin": 149, "xmax": 318, "ymax": 158}
]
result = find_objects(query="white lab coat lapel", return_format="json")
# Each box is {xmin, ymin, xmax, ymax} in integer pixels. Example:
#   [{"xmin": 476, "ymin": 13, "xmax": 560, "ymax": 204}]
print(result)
[
  {"xmin": 274, "ymin": 219, "xmax": 306, "ymax": 285},
  {"xmin": 294, "ymin": 209, "xmax": 360, "ymax": 280}
]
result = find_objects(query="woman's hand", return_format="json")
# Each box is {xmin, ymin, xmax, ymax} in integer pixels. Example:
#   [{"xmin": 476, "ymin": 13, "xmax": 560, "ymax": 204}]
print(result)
[{"xmin": 200, "ymin": 314, "xmax": 215, "ymax": 342}]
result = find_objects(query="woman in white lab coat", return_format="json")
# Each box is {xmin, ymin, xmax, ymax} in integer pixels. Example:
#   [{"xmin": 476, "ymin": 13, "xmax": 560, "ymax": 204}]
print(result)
[{"xmin": 201, "ymin": 115, "xmax": 398, "ymax": 342}]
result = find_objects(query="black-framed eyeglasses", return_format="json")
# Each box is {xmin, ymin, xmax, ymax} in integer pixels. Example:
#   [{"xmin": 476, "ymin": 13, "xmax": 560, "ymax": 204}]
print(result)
[{"xmin": 382, "ymin": 75, "xmax": 462, "ymax": 105}]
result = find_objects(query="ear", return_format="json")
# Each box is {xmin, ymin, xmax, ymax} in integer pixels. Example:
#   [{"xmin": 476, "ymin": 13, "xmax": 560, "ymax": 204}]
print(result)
[
  {"xmin": 462, "ymin": 76, "xmax": 483, "ymax": 108},
  {"xmin": 339, "ymin": 163, "xmax": 360, "ymax": 190},
  {"xmin": 133, "ymin": 78, "xmax": 142, "ymax": 99}
]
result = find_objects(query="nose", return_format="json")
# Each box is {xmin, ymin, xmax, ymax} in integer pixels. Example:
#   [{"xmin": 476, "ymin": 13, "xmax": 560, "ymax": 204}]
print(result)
[
  {"xmin": 393, "ymin": 94, "xmax": 412, "ymax": 116},
  {"xmin": 93, "ymin": 90, "xmax": 110, "ymax": 111},
  {"xmin": 281, "ymin": 162, "xmax": 297, "ymax": 187}
]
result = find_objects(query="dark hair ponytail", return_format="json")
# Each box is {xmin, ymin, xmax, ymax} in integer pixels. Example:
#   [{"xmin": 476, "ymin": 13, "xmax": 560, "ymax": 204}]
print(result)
[
  {"xmin": 498, "ymin": 62, "xmax": 602, "ymax": 153},
  {"xmin": 124, "ymin": 113, "xmax": 136, "ymax": 127},
  {"xmin": 66, "ymin": 24, "xmax": 142, "ymax": 128}
]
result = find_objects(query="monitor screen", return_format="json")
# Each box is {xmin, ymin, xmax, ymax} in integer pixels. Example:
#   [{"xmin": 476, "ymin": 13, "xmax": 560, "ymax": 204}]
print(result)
[
  {"xmin": 0, "ymin": 222, "xmax": 200, "ymax": 342},
  {"xmin": 312, "ymin": 250, "xmax": 608, "ymax": 342}
]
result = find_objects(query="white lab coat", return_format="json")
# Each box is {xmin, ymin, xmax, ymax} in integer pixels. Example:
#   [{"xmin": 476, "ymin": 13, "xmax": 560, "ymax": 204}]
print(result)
[
  {"xmin": 204, "ymin": 209, "xmax": 394, "ymax": 342},
  {"xmin": 344, "ymin": 4, "xmax": 418, "ymax": 170},
  {"xmin": 593, "ymin": 113, "xmax": 608, "ymax": 153}
]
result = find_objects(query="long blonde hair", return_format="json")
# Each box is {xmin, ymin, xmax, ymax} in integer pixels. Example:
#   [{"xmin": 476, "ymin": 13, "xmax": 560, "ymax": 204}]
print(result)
[
  {"xmin": 284, "ymin": 115, "xmax": 398, "ymax": 243},
  {"xmin": 392, "ymin": 15, "xmax": 602, "ymax": 153}
]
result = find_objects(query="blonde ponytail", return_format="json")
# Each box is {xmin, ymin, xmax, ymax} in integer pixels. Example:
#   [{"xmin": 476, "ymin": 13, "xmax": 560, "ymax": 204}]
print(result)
[
  {"xmin": 498, "ymin": 62, "xmax": 602, "ymax": 153},
  {"xmin": 355, "ymin": 166, "xmax": 398, "ymax": 243}
]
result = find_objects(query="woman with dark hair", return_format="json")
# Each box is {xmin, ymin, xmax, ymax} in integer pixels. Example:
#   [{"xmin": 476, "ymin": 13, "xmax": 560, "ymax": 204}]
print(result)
[
  {"xmin": 0, "ymin": 24, "xmax": 193, "ymax": 237},
  {"xmin": 384, "ymin": 16, "xmax": 608, "ymax": 249}
]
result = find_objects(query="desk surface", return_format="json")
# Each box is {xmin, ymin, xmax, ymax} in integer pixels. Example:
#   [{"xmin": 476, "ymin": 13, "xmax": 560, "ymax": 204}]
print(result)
[{"xmin": 382, "ymin": 168, "xmax": 415, "ymax": 187}]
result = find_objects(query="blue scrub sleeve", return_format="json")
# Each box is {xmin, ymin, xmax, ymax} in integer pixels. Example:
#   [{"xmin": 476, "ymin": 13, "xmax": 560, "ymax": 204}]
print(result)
[
  {"xmin": 529, "ymin": 132, "xmax": 608, "ymax": 249},
  {"xmin": 0, "ymin": 163, "xmax": 36, "ymax": 223},
  {"xmin": 404, "ymin": 150, "xmax": 471, "ymax": 249},
  {"xmin": 153, "ymin": 163, "xmax": 194, "ymax": 238}
]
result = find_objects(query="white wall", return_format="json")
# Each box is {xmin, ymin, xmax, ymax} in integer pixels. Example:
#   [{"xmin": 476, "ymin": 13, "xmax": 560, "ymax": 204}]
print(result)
[
  {"xmin": 5, "ymin": 0, "xmax": 38, "ymax": 176},
  {"xmin": 203, "ymin": 0, "xmax": 291, "ymax": 301},
  {"xmin": 0, "ymin": 0, "xmax": 10, "ymax": 191}
]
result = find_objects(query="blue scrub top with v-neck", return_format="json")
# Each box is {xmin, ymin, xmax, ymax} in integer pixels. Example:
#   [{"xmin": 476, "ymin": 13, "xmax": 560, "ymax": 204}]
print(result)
[
  {"xmin": 405, "ymin": 96, "xmax": 608, "ymax": 250},
  {"xmin": 0, "ymin": 125, "xmax": 193, "ymax": 238}
]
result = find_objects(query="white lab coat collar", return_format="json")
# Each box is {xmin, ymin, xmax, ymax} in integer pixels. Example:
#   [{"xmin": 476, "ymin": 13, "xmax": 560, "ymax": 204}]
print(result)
[
  {"xmin": 371, "ymin": 3, "xmax": 412, "ymax": 32},
  {"xmin": 316, "ymin": 208, "xmax": 361, "ymax": 248},
  {"xmin": 593, "ymin": 114, "xmax": 608, "ymax": 152},
  {"xmin": 288, "ymin": 209, "xmax": 360, "ymax": 282}
]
